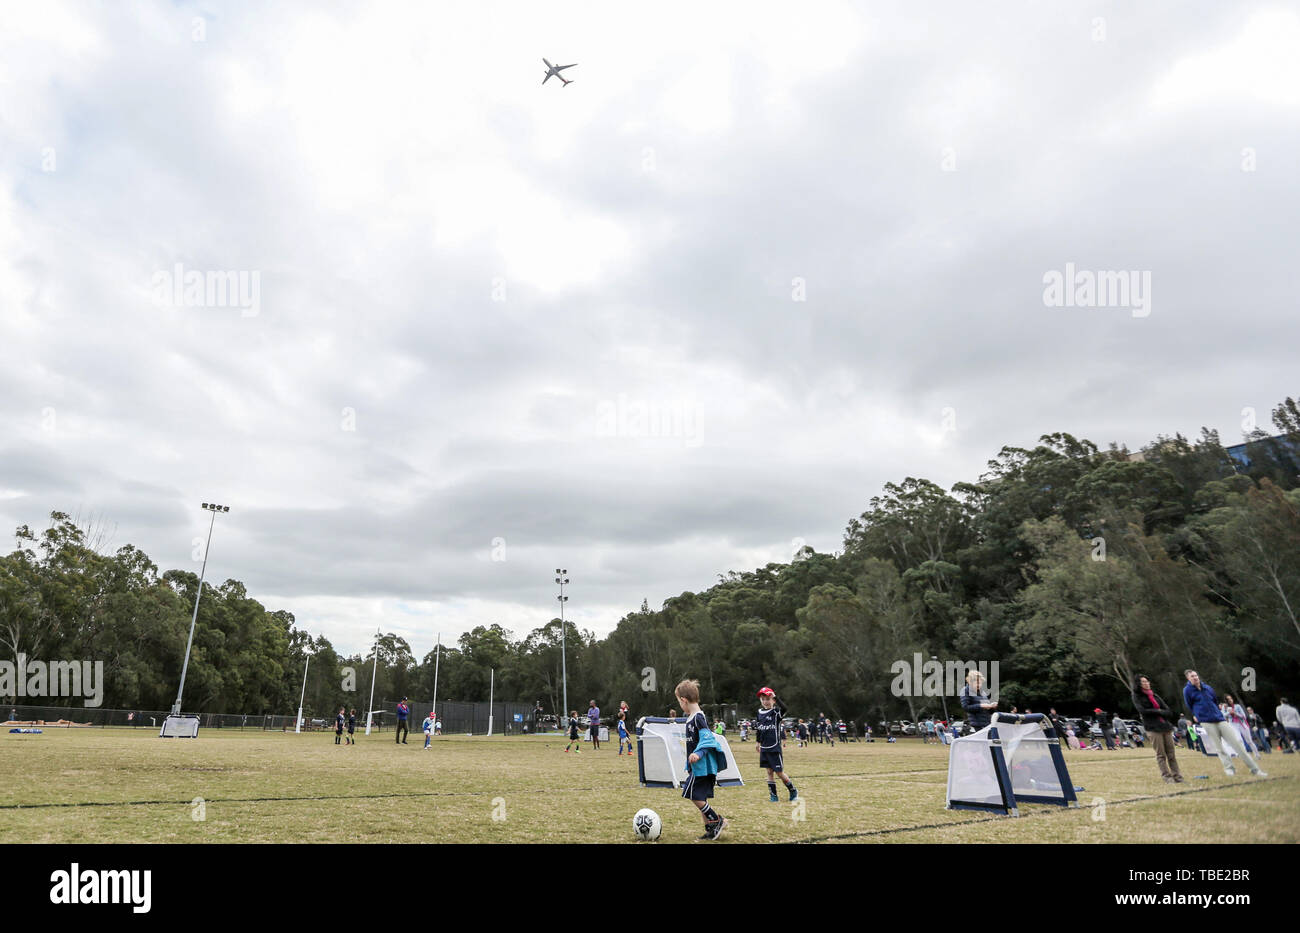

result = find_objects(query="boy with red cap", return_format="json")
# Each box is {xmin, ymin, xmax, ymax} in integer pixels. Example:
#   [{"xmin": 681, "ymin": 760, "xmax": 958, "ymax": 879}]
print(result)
[{"xmin": 755, "ymin": 687, "xmax": 797, "ymax": 803}]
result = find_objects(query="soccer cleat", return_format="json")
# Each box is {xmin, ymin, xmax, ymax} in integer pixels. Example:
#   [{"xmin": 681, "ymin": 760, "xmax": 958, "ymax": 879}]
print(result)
[
  {"xmin": 1254, "ymin": 770, "xmax": 1268, "ymax": 778},
  {"xmin": 789, "ymin": 786, "xmax": 798, "ymax": 801},
  {"xmin": 711, "ymin": 817, "xmax": 727, "ymax": 840},
  {"xmin": 769, "ymin": 792, "xmax": 779, "ymax": 802}
]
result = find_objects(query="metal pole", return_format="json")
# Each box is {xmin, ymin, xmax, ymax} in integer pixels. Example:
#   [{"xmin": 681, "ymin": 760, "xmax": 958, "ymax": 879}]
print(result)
[
  {"xmin": 432, "ymin": 634, "xmax": 441, "ymax": 730},
  {"xmin": 173, "ymin": 507, "xmax": 217, "ymax": 716},
  {"xmin": 295, "ymin": 655, "xmax": 310, "ymax": 733},
  {"xmin": 488, "ymin": 668, "xmax": 494, "ymax": 736},
  {"xmin": 364, "ymin": 628, "xmax": 379, "ymax": 735},
  {"xmin": 557, "ymin": 570, "xmax": 569, "ymax": 722}
]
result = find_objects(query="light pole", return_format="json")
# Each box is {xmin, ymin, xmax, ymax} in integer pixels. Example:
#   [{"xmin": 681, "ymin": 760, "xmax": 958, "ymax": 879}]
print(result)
[
  {"xmin": 432, "ymin": 633, "xmax": 441, "ymax": 727},
  {"xmin": 172, "ymin": 502, "xmax": 228, "ymax": 716},
  {"xmin": 556, "ymin": 569, "xmax": 569, "ymax": 720},
  {"xmin": 295, "ymin": 648, "xmax": 313, "ymax": 734},
  {"xmin": 364, "ymin": 627, "xmax": 380, "ymax": 735},
  {"xmin": 932, "ymin": 655, "xmax": 950, "ymax": 722}
]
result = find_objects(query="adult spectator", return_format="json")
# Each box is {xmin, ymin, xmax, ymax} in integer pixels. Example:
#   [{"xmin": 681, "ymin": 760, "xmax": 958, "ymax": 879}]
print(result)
[
  {"xmin": 1112, "ymin": 713, "xmax": 1129, "ymax": 748},
  {"xmin": 1275, "ymin": 698, "xmax": 1300, "ymax": 752},
  {"xmin": 1182, "ymin": 671, "xmax": 1265, "ymax": 778},
  {"xmin": 1222, "ymin": 694, "xmax": 1259, "ymax": 760},
  {"xmin": 395, "ymin": 697, "xmax": 410, "ymax": 745},
  {"xmin": 1248, "ymin": 709, "xmax": 1270, "ymax": 755},
  {"xmin": 1096, "ymin": 708, "xmax": 1116, "ymax": 750},
  {"xmin": 960, "ymin": 670, "xmax": 996, "ymax": 730},
  {"xmin": 1132, "ymin": 675, "xmax": 1183, "ymax": 784},
  {"xmin": 1047, "ymin": 708, "xmax": 1066, "ymax": 742},
  {"xmin": 587, "ymin": 700, "xmax": 601, "ymax": 750}
]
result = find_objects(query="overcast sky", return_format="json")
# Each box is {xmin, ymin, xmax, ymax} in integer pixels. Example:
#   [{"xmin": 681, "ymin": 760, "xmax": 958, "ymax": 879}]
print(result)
[{"xmin": 1, "ymin": 1, "xmax": 1296, "ymax": 658}]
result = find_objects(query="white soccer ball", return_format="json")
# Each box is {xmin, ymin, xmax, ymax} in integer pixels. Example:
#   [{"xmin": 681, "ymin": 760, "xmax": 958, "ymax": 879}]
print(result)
[{"xmin": 632, "ymin": 808, "xmax": 662, "ymax": 841}]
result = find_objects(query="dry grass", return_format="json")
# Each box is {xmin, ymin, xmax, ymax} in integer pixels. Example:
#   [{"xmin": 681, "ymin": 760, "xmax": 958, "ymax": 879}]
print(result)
[{"xmin": 1, "ymin": 728, "xmax": 1296, "ymax": 843}]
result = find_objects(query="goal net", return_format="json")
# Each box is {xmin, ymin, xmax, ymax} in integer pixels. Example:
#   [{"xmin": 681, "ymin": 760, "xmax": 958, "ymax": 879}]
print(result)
[
  {"xmin": 946, "ymin": 712, "xmax": 1077, "ymax": 816},
  {"xmin": 159, "ymin": 714, "xmax": 200, "ymax": 738},
  {"xmin": 636, "ymin": 717, "xmax": 744, "ymax": 789}
]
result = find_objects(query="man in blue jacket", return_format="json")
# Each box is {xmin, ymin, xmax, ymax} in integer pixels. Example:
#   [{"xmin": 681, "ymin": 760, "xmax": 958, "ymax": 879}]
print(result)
[
  {"xmin": 395, "ymin": 698, "xmax": 410, "ymax": 745},
  {"xmin": 1182, "ymin": 671, "xmax": 1265, "ymax": 778}
]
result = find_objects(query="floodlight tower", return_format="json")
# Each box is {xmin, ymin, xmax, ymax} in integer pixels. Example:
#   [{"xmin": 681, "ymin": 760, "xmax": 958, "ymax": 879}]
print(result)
[
  {"xmin": 171, "ymin": 503, "xmax": 229, "ymax": 716},
  {"xmin": 556, "ymin": 569, "xmax": 569, "ymax": 720}
]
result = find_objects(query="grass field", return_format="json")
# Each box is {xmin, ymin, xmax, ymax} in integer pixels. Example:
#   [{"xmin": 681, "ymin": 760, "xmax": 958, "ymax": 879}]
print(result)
[{"xmin": 2, "ymin": 728, "xmax": 1297, "ymax": 843}]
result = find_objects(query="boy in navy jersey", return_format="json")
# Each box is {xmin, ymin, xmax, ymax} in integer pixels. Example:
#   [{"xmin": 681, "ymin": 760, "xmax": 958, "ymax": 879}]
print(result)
[
  {"xmin": 676, "ymin": 679, "xmax": 729, "ymax": 840},
  {"xmin": 755, "ymin": 687, "xmax": 797, "ymax": 802},
  {"xmin": 335, "ymin": 707, "xmax": 345, "ymax": 744},
  {"xmin": 565, "ymin": 711, "xmax": 582, "ymax": 754}
]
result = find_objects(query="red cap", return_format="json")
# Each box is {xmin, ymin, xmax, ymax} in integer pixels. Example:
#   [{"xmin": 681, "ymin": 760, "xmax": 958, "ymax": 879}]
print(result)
[
  {"xmin": 1093, "ymin": 708, "xmax": 1103, "ymax": 713},
  {"xmin": 757, "ymin": 687, "xmax": 775, "ymax": 697}
]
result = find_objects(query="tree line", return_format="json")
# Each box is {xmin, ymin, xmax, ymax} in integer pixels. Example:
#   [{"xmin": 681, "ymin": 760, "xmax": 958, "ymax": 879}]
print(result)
[{"xmin": 2, "ymin": 396, "xmax": 1297, "ymax": 724}]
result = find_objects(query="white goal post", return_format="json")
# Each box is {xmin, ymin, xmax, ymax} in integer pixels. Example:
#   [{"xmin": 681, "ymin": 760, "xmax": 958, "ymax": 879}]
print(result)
[{"xmin": 635, "ymin": 716, "xmax": 744, "ymax": 789}]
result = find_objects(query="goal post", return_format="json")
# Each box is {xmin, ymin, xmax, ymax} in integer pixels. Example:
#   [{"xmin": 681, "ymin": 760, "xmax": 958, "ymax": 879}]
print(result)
[
  {"xmin": 635, "ymin": 716, "xmax": 744, "ymax": 789},
  {"xmin": 946, "ymin": 712, "xmax": 1077, "ymax": 816}
]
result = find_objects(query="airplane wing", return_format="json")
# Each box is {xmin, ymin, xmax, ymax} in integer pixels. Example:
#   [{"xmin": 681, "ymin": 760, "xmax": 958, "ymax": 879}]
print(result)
[
  {"xmin": 557, "ymin": 63, "xmax": 576, "ymax": 71},
  {"xmin": 542, "ymin": 72, "xmax": 552, "ymax": 84}
]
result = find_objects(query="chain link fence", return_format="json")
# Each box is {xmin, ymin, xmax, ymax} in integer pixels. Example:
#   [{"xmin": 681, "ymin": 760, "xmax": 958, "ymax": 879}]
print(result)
[{"xmin": 4, "ymin": 701, "xmax": 539, "ymax": 734}]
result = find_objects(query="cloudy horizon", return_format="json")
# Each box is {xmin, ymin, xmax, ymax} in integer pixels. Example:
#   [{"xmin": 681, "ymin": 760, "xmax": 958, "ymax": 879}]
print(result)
[{"xmin": 2, "ymin": 1, "xmax": 1296, "ymax": 658}]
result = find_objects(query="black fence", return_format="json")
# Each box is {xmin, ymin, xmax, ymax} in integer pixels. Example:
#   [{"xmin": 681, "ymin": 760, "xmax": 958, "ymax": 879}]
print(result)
[
  {"xmin": 380, "ymin": 699, "xmax": 535, "ymax": 735},
  {"xmin": 2, "ymin": 705, "xmax": 341, "ymax": 731}
]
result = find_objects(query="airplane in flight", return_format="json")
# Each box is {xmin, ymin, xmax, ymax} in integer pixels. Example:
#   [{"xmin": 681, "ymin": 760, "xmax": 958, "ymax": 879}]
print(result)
[{"xmin": 542, "ymin": 58, "xmax": 577, "ymax": 86}]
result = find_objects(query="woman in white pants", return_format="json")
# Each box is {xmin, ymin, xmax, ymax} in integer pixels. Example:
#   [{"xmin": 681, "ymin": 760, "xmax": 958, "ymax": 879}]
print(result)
[{"xmin": 1222, "ymin": 695, "xmax": 1258, "ymax": 760}]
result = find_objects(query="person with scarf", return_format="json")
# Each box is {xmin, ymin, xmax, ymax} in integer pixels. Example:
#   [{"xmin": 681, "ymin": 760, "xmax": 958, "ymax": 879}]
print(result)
[{"xmin": 1132, "ymin": 675, "xmax": 1183, "ymax": 783}]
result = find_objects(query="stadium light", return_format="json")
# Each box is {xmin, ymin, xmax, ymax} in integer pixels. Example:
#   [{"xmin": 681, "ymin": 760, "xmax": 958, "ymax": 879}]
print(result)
[
  {"xmin": 170, "ymin": 502, "xmax": 229, "ymax": 717},
  {"xmin": 556, "ymin": 569, "xmax": 569, "ymax": 721}
]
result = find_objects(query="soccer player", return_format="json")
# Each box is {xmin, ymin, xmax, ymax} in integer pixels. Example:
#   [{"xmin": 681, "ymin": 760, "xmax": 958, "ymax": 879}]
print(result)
[
  {"xmin": 334, "ymin": 707, "xmax": 345, "ymax": 745},
  {"xmin": 677, "ymin": 679, "xmax": 729, "ymax": 840},
  {"xmin": 565, "ymin": 710, "xmax": 582, "ymax": 753},
  {"xmin": 587, "ymin": 700, "xmax": 601, "ymax": 750},
  {"xmin": 616, "ymin": 701, "xmax": 636, "ymax": 757},
  {"xmin": 346, "ymin": 708, "xmax": 357, "ymax": 745},
  {"xmin": 755, "ymin": 687, "xmax": 797, "ymax": 803},
  {"xmin": 423, "ymin": 711, "xmax": 435, "ymax": 749},
  {"xmin": 796, "ymin": 719, "xmax": 808, "ymax": 747}
]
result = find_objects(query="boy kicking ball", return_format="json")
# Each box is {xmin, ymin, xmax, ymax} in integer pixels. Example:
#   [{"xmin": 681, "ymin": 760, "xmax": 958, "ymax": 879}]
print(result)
[
  {"xmin": 676, "ymin": 679, "xmax": 730, "ymax": 840},
  {"xmin": 755, "ymin": 687, "xmax": 797, "ymax": 803}
]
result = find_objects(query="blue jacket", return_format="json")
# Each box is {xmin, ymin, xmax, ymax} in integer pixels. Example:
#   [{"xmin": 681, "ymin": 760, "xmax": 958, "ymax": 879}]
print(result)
[
  {"xmin": 960, "ymin": 684, "xmax": 992, "ymax": 730},
  {"xmin": 686, "ymin": 725, "xmax": 730, "ymax": 777},
  {"xmin": 1182, "ymin": 681, "xmax": 1224, "ymax": 723}
]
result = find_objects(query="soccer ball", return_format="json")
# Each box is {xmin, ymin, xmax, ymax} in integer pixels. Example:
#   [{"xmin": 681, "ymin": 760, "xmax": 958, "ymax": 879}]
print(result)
[{"xmin": 632, "ymin": 808, "xmax": 662, "ymax": 841}]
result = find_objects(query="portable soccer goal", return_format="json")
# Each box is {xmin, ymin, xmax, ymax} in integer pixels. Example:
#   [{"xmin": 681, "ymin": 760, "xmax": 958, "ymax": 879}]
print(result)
[
  {"xmin": 946, "ymin": 712, "xmax": 1078, "ymax": 816},
  {"xmin": 636, "ymin": 717, "xmax": 744, "ymax": 789},
  {"xmin": 159, "ymin": 714, "xmax": 200, "ymax": 738}
]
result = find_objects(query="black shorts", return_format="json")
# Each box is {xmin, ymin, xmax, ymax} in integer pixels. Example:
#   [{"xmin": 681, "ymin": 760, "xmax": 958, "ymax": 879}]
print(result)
[
  {"xmin": 589, "ymin": 723, "xmax": 600, "ymax": 737},
  {"xmin": 569, "ymin": 730, "xmax": 579, "ymax": 740},
  {"xmin": 759, "ymin": 748, "xmax": 784, "ymax": 771},
  {"xmin": 682, "ymin": 773, "xmax": 716, "ymax": 801}
]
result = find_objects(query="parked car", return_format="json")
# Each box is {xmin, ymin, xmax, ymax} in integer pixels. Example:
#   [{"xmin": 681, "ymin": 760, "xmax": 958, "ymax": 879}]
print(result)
[{"xmin": 898, "ymin": 720, "xmax": 918, "ymax": 735}]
